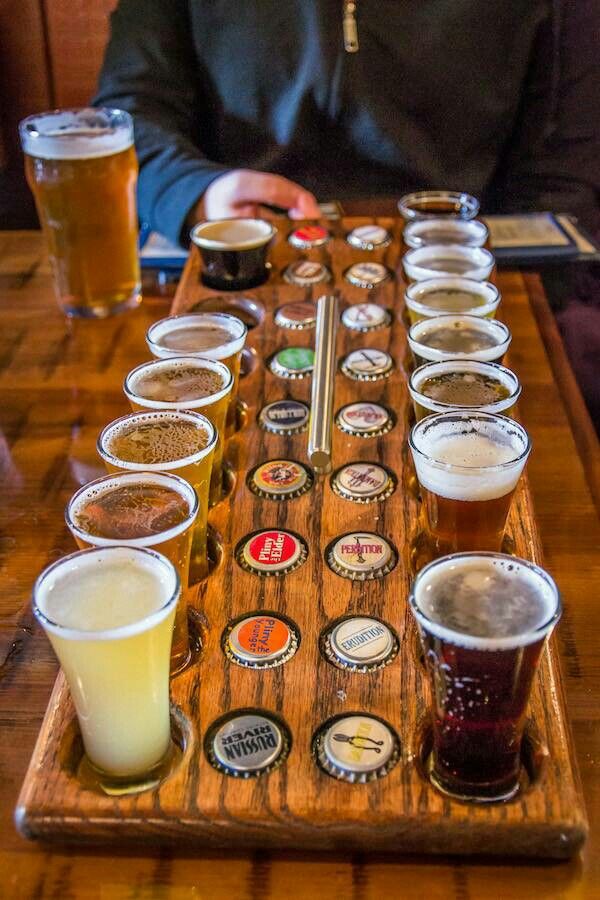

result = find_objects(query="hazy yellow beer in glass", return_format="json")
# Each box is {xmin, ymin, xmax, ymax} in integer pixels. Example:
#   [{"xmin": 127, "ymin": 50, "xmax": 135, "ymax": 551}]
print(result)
[
  {"xmin": 20, "ymin": 108, "xmax": 140, "ymax": 318},
  {"xmin": 65, "ymin": 471, "xmax": 198, "ymax": 674},
  {"xmin": 33, "ymin": 546, "xmax": 179, "ymax": 783}
]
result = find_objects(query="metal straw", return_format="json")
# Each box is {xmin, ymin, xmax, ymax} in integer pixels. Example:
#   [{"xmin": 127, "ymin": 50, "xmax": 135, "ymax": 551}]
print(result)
[{"xmin": 308, "ymin": 294, "xmax": 339, "ymax": 473}]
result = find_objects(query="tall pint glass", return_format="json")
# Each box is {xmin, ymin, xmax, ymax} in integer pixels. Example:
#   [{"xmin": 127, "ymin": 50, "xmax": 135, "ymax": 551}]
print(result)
[
  {"xmin": 410, "ymin": 551, "xmax": 561, "ymax": 801},
  {"xmin": 20, "ymin": 108, "xmax": 140, "ymax": 318},
  {"xmin": 33, "ymin": 546, "xmax": 180, "ymax": 786}
]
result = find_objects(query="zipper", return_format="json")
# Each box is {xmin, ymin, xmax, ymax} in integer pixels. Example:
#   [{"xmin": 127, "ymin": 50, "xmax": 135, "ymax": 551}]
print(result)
[{"xmin": 343, "ymin": 1, "xmax": 359, "ymax": 52}]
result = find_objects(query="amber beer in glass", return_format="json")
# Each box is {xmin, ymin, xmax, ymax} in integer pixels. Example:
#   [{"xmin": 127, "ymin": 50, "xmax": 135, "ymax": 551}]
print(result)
[
  {"xmin": 410, "ymin": 551, "xmax": 561, "ymax": 801},
  {"xmin": 66, "ymin": 471, "xmax": 198, "ymax": 674},
  {"xmin": 19, "ymin": 108, "xmax": 140, "ymax": 318},
  {"xmin": 409, "ymin": 411, "xmax": 531, "ymax": 554},
  {"xmin": 146, "ymin": 312, "xmax": 247, "ymax": 431},
  {"xmin": 404, "ymin": 277, "xmax": 501, "ymax": 324},
  {"xmin": 123, "ymin": 356, "xmax": 232, "ymax": 506},
  {"xmin": 408, "ymin": 359, "xmax": 521, "ymax": 421},
  {"xmin": 33, "ymin": 546, "xmax": 180, "ymax": 786},
  {"xmin": 97, "ymin": 410, "xmax": 216, "ymax": 583},
  {"xmin": 408, "ymin": 315, "xmax": 511, "ymax": 367}
]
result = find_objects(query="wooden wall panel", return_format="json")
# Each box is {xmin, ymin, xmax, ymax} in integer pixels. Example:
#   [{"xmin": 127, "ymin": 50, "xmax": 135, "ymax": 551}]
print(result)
[{"xmin": 44, "ymin": 0, "xmax": 117, "ymax": 107}]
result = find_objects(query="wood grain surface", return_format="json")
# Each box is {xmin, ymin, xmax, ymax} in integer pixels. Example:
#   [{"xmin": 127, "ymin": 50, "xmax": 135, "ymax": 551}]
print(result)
[
  {"xmin": 1, "ymin": 226, "xmax": 600, "ymax": 897},
  {"xmin": 15, "ymin": 217, "xmax": 587, "ymax": 856}
]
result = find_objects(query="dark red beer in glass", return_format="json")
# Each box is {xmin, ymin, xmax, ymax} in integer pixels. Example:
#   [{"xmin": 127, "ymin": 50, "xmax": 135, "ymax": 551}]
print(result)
[{"xmin": 410, "ymin": 552, "xmax": 561, "ymax": 801}]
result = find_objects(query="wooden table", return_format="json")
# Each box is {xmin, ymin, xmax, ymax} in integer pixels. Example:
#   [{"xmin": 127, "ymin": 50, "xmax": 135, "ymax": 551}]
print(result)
[{"xmin": 1, "ymin": 229, "xmax": 599, "ymax": 898}]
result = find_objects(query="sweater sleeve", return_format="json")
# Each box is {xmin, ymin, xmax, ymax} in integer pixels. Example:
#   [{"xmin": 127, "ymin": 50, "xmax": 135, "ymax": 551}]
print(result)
[
  {"xmin": 93, "ymin": 0, "xmax": 229, "ymax": 245},
  {"xmin": 490, "ymin": 0, "xmax": 600, "ymax": 230}
]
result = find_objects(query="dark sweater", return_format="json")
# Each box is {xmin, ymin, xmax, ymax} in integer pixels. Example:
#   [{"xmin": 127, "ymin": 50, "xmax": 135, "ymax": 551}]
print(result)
[{"xmin": 94, "ymin": 0, "xmax": 600, "ymax": 245}]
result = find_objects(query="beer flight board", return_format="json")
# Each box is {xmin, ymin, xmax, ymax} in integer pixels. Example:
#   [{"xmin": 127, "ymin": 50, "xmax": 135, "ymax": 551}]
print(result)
[{"xmin": 17, "ymin": 217, "xmax": 587, "ymax": 857}]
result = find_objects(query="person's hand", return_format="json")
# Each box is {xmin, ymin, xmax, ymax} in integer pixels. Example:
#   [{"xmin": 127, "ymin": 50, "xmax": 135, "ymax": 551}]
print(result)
[{"xmin": 199, "ymin": 169, "xmax": 321, "ymax": 220}]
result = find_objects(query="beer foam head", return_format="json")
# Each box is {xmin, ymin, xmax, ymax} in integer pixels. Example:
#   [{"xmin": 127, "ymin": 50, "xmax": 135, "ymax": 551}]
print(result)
[
  {"xmin": 409, "ymin": 412, "xmax": 530, "ymax": 501},
  {"xmin": 410, "ymin": 552, "xmax": 560, "ymax": 650},
  {"xmin": 20, "ymin": 108, "xmax": 133, "ymax": 160},
  {"xmin": 191, "ymin": 218, "xmax": 275, "ymax": 250},
  {"xmin": 98, "ymin": 409, "xmax": 216, "ymax": 471},
  {"xmin": 124, "ymin": 356, "xmax": 233, "ymax": 409},
  {"xmin": 33, "ymin": 546, "xmax": 179, "ymax": 640},
  {"xmin": 146, "ymin": 313, "xmax": 247, "ymax": 360},
  {"xmin": 67, "ymin": 471, "xmax": 198, "ymax": 547}
]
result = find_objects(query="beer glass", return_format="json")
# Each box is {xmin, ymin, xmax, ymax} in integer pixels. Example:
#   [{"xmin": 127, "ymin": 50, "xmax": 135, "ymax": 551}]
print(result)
[
  {"xmin": 146, "ymin": 312, "xmax": 248, "ymax": 431},
  {"xmin": 190, "ymin": 218, "xmax": 276, "ymax": 290},
  {"xmin": 408, "ymin": 315, "xmax": 511, "ymax": 367},
  {"xmin": 403, "ymin": 217, "xmax": 488, "ymax": 249},
  {"xmin": 123, "ymin": 356, "xmax": 232, "ymax": 506},
  {"xmin": 409, "ymin": 411, "xmax": 531, "ymax": 554},
  {"xmin": 33, "ymin": 546, "xmax": 180, "ymax": 784},
  {"xmin": 97, "ymin": 409, "xmax": 216, "ymax": 582},
  {"xmin": 403, "ymin": 245, "xmax": 495, "ymax": 283},
  {"xmin": 404, "ymin": 277, "xmax": 501, "ymax": 324},
  {"xmin": 408, "ymin": 359, "xmax": 521, "ymax": 421},
  {"xmin": 20, "ymin": 108, "xmax": 140, "ymax": 318},
  {"xmin": 398, "ymin": 190, "xmax": 480, "ymax": 220},
  {"xmin": 410, "ymin": 551, "xmax": 561, "ymax": 801},
  {"xmin": 66, "ymin": 471, "xmax": 198, "ymax": 674}
]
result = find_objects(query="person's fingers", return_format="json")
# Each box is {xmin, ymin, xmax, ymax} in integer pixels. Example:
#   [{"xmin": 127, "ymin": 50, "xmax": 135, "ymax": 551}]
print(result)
[
  {"xmin": 243, "ymin": 172, "xmax": 320, "ymax": 218},
  {"xmin": 203, "ymin": 169, "xmax": 320, "ymax": 220}
]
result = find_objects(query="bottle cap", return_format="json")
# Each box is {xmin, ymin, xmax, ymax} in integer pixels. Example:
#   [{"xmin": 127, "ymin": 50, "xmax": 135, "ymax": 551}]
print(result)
[
  {"xmin": 341, "ymin": 303, "xmax": 391, "ymax": 332},
  {"xmin": 282, "ymin": 260, "xmax": 331, "ymax": 286},
  {"xmin": 314, "ymin": 714, "xmax": 400, "ymax": 782},
  {"xmin": 346, "ymin": 225, "xmax": 392, "ymax": 250},
  {"xmin": 248, "ymin": 459, "xmax": 313, "ymax": 500},
  {"xmin": 288, "ymin": 225, "xmax": 330, "ymax": 249},
  {"xmin": 335, "ymin": 402, "xmax": 394, "ymax": 438},
  {"xmin": 224, "ymin": 613, "xmax": 299, "ymax": 668},
  {"xmin": 340, "ymin": 348, "xmax": 394, "ymax": 381},
  {"xmin": 323, "ymin": 616, "xmax": 398, "ymax": 671},
  {"xmin": 258, "ymin": 400, "xmax": 310, "ymax": 435},
  {"xmin": 344, "ymin": 262, "xmax": 392, "ymax": 289},
  {"xmin": 326, "ymin": 532, "xmax": 396, "ymax": 580},
  {"xmin": 269, "ymin": 347, "xmax": 315, "ymax": 379},
  {"xmin": 236, "ymin": 528, "xmax": 308, "ymax": 576},
  {"xmin": 330, "ymin": 462, "xmax": 396, "ymax": 503},
  {"xmin": 207, "ymin": 711, "xmax": 290, "ymax": 777},
  {"xmin": 274, "ymin": 301, "xmax": 317, "ymax": 330}
]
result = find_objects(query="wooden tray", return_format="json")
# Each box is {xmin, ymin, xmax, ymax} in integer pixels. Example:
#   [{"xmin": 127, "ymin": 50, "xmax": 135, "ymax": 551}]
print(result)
[{"xmin": 16, "ymin": 217, "xmax": 588, "ymax": 857}]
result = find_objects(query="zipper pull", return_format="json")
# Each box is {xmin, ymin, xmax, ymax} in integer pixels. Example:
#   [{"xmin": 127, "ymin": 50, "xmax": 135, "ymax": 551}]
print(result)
[{"xmin": 343, "ymin": 1, "xmax": 359, "ymax": 53}]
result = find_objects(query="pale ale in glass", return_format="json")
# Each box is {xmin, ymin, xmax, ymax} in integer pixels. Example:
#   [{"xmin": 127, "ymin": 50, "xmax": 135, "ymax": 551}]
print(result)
[
  {"xmin": 404, "ymin": 277, "xmax": 500, "ymax": 324},
  {"xmin": 408, "ymin": 315, "xmax": 511, "ymax": 366},
  {"xmin": 20, "ymin": 108, "xmax": 140, "ymax": 318},
  {"xmin": 124, "ymin": 356, "xmax": 232, "ymax": 506},
  {"xmin": 409, "ymin": 411, "xmax": 531, "ymax": 554},
  {"xmin": 66, "ymin": 471, "xmax": 198, "ymax": 674},
  {"xmin": 97, "ymin": 409, "xmax": 216, "ymax": 582},
  {"xmin": 403, "ymin": 244, "xmax": 495, "ymax": 283},
  {"xmin": 33, "ymin": 546, "xmax": 179, "ymax": 782},
  {"xmin": 410, "ymin": 551, "xmax": 561, "ymax": 801},
  {"xmin": 146, "ymin": 312, "xmax": 247, "ymax": 431}
]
